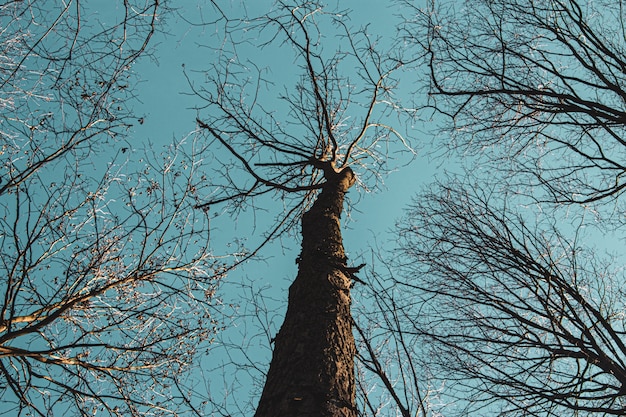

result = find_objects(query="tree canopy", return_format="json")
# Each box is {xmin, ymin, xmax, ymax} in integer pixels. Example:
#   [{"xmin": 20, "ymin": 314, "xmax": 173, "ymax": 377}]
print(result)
[
  {"xmin": 4, "ymin": 1, "xmax": 626, "ymax": 416},
  {"xmin": 0, "ymin": 2, "xmax": 223, "ymax": 415},
  {"xmin": 387, "ymin": 0, "xmax": 626, "ymax": 415}
]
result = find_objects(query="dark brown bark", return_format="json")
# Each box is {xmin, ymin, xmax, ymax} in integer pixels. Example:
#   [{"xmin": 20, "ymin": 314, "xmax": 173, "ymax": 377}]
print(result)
[{"xmin": 254, "ymin": 167, "xmax": 357, "ymax": 417}]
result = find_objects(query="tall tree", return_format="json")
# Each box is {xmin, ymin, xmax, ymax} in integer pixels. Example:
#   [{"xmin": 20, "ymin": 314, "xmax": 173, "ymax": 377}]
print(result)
[
  {"xmin": 193, "ymin": 2, "xmax": 410, "ymax": 415},
  {"xmin": 0, "ymin": 2, "xmax": 223, "ymax": 415}
]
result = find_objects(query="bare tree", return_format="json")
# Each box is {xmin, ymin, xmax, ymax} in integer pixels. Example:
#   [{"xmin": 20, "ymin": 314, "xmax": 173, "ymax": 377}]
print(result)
[
  {"xmin": 0, "ymin": 2, "xmax": 223, "ymax": 416},
  {"xmin": 352, "ymin": 270, "xmax": 430, "ymax": 417},
  {"xmin": 395, "ymin": 180, "xmax": 626, "ymax": 416},
  {"xmin": 381, "ymin": 0, "xmax": 626, "ymax": 415},
  {"xmin": 402, "ymin": 0, "xmax": 626, "ymax": 205},
  {"xmin": 192, "ymin": 1, "xmax": 411, "ymax": 415}
]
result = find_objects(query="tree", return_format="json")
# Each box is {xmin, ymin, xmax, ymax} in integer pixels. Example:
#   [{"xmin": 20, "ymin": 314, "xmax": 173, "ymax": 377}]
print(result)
[
  {"xmin": 192, "ymin": 2, "xmax": 410, "ymax": 415},
  {"xmin": 384, "ymin": 0, "xmax": 626, "ymax": 415},
  {"xmin": 395, "ymin": 181, "xmax": 626, "ymax": 416},
  {"xmin": 402, "ymin": 0, "xmax": 626, "ymax": 205},
  {"xmin": 0, "ymin": 2, "xmax": 223, "ymax": 415},
  {"xmin": 351, "ymin": 270, "xmax": 430, "ymax": 417}
]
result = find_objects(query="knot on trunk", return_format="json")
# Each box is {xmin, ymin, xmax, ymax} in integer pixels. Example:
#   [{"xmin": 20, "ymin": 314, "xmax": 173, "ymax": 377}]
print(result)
[
  {"xmin": 324, "ymin": 165, "xmax": 355, "ymax": 191},
  {"xmin": 332, "ymin": 167, "xmax": 356, "ymax": 193},
  {"xmin": 312, "ymin": 159, "xmax": 356, "ymax": 193}
]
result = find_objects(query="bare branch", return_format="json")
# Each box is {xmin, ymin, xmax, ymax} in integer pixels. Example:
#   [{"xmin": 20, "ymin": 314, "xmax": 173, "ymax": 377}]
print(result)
[
  {"xmin": 402, "ymin": 0, "xmax": 626, "ymax": 206},
  {"xmin": 394, "ymin": 180, "xmax": 626, "ymax": 416},
  {"xmin": 0, "ymin": 2, "xmax": 227, "ymax": 415}
]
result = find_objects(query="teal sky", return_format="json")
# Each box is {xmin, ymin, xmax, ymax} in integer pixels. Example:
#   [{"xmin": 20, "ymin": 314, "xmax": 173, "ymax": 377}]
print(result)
[
  {"xmin": 128, "ymin": 0, "xmax": 441, "ymax": 410},
  {"xmin": 12, "ymin": 1, "xmax": 616, "ymax": 415},
  {"xmin": 131, "ymin": 0, "xmax": 439, "ymax": 299},
  {"xmin": 7, "ymin": 1, "xmax": 620, "ymax": 415}
]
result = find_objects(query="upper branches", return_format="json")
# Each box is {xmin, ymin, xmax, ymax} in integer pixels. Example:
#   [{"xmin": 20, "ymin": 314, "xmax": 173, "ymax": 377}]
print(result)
[
  {"xmin": 0, "ymin": 0, "xmax": 161, "ymax": 195},
  {"xmin": 401, "ymin": 0, "xmax": 626, "ymax": 205},
  {"xmin": 193, "ymin": 1, "xmax": 410, "ymax": 226}
]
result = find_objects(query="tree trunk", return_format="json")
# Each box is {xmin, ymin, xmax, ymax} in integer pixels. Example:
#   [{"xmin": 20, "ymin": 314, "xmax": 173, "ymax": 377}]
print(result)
[{"xmin": 254, "ymin": 167, "xmax": 357, "ymax": 417}]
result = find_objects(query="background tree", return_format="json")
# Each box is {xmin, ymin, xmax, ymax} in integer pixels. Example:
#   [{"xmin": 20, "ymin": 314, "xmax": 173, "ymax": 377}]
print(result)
[
  {"xmin": 395, "ymin": 181, "xmax": 626, "ymax": 416},
  {"xmin": 381, "ymin": 0, "xmax": 626, "ymax": 415},
  {"xmin": 352, "ymin": 270, "xmax": 430, "ymax": 417},
  {"xmin": 192, "ymin": 1, "xmax": 412, "ymax": 415},
  {"xmin": 402, "ymin": 0, "xmax": 626, "ymax": 206},
  {"xmin": 0, "ymin": 2, "xmax": 224, "ymax": 415}
]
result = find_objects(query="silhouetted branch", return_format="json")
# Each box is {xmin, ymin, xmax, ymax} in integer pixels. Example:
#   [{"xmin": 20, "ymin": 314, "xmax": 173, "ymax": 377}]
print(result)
[
  {"xmin": 394, "ymin": 179, "xmax": 626, "ymax": 416},
  {"xmin": 401, "ymin": 0, "xmax": 626, "ymax": 205},
  {"xmin": 0, "ymin": 2, "xmax": 226, "ymax": 415}
]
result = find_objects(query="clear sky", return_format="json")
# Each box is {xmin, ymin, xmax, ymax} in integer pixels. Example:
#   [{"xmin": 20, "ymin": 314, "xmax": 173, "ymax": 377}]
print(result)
[
  {"xmin": 12, "ymin": 1, "xmax": 620, "ymax": 415},
  {"xmin": 70, "ymin": 1, "xmax": 626, "ymax": 415},
  {"xmin": 128, "ymin": 0, "xmax": 442, "ymax": 411}
]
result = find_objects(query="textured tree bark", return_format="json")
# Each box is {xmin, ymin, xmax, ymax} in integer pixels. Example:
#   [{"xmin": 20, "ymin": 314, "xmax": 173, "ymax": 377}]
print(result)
[{"xmin": 254, "ymin": 167, "xmax": 357, "ymax": 417}]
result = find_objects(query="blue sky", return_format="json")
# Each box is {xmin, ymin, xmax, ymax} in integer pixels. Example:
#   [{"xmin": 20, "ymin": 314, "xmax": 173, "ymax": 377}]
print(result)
[
  {"xmin": 78, "ymin": 1, "xmax": 626, "ymax": 415},
  {"xmin": 9, "ymin": 1, "xmax": 621, "ymax": 415},
  {"xmin": 131, "ymin": 0, "xmax": 439, "ymax": 297},
  {"xmin": 128, "ymin": 0, "xmax": 441, "ymax": 410}
]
